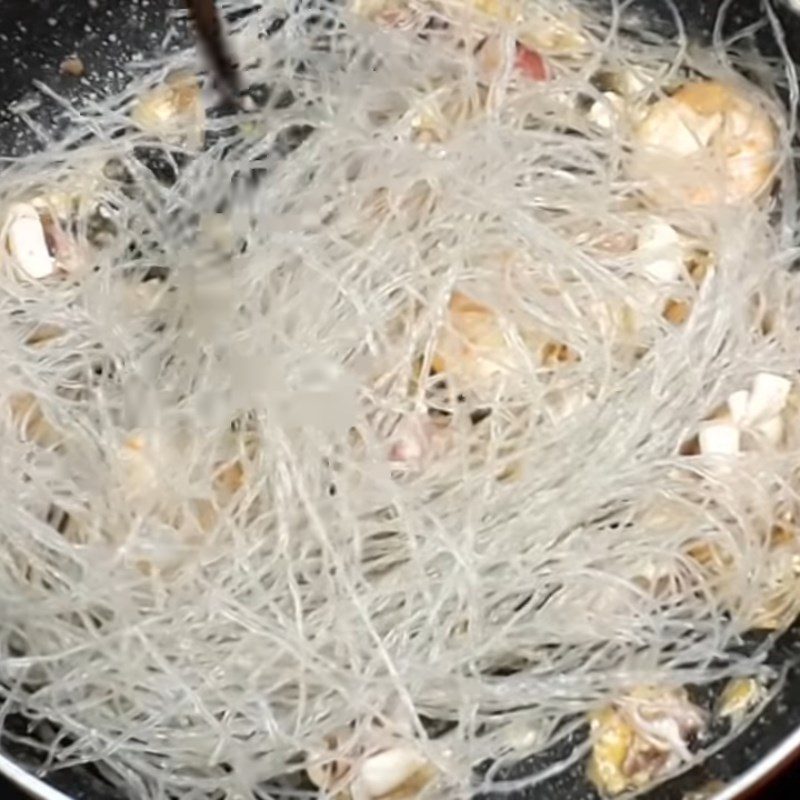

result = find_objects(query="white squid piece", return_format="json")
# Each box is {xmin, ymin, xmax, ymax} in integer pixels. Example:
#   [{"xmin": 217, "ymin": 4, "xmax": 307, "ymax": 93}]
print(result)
[
  {"xmin": 306, "ymin": 726, "xmax": 435, "ymax": 799},
  {"xmin": 698, "ymin": 372, "xmax": 792, "ymax": 455},
  {"xmin": 1, "ymin": 203, "xmax": 56, "ymax": 279},
  {"xmin": 636, "ymin": 220, "xmax": 685, "ymax": 283}
]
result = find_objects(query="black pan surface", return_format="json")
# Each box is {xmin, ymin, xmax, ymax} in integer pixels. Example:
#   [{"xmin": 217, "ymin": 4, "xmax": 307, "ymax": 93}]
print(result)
[{"xmin": 1, "ymin": 1, "xmax": 800, "ymax": 799}]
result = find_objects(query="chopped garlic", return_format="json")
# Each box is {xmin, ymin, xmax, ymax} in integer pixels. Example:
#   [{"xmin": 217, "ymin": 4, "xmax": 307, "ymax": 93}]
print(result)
[
  {"xmin": 716, "ymin": 677, "xmax": 762, "ymax": 721},
  {"xmin": 352, "ymin": 746, "xmax": 432, "ymax": 799},
  {"xmin": 131, "ymin": 70, "xmax": 205, "ymax": 149},
  {"xmin": 636, "ymin": 220, "xmax": 684, "ymax": 282},
  {"xmin": 614, "ymin": 67, "xmax": 653, "ymax": 98},
  {"xmin": 59, "ymin": 55, "xmax": 85, "ymax": 77},
  {"xmin": 633, "ymin": 80, "xmax": 777, "ymax": 206},
  {"xmin": 587, "ymin": 91, "xmax": 626, "ymax": 130},
  {"xmin": 2, "ymin": 203, "xmax": 56, "ymax": 279}
]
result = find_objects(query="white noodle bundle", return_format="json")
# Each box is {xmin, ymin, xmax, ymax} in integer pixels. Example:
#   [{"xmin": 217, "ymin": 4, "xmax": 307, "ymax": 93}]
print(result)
[{"xmin": 0, "ymin": 0, "xmax": 798, "ymax": 798}]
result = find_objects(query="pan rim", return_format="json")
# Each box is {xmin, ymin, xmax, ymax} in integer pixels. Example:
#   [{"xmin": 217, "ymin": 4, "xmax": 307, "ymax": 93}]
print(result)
[
  {"xmin": 0, "ymin": 750, "xmax": 70, "ymax": 800},
  {"xmin": 712, "ymin": 719, "xmax": 800, "ymax": 800},
  {"xmin": 2, "ymin": 723, "xmax": 800, "ymax": 800}
]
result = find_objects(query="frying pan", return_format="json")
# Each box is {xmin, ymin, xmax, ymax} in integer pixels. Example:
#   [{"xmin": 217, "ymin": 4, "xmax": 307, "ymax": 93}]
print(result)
[{"xmin": 1, "ymin": 1, "xmax": 800, "ymax": 798}]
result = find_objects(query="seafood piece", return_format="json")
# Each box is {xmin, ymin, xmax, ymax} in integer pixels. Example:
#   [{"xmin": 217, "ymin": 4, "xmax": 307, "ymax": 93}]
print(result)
[
  {"xmin": 589, "ymin": 687, "xmax": 706, "ymax": 796},
  {"xmin": 1, "ymin": 203, "xmax": 56, "ymax": 279},
  {"xmin": 307, "ymin": 724, "xmax": 435, "ymax": 799},
  {"xmin": 716, "ymin": 677, "xmax": 763, "ymax": 723},
  {"xmin": 633, "ymin": 80, "xmax": 777, "ymax": 206}
]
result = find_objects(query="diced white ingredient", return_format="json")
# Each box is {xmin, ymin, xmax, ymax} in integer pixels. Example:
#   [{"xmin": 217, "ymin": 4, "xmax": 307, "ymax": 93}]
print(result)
[
  {"xmin": 699, "ymin": 421, "xmax": 740, "ymax": 455},
  {"xmin": 616, "ymin": 67, "xmax": 650, "ymax": 97},
  {"xmin": 355, "ymin": 746, "xmax": 429, "ymax": 798},
  {"xmin": 755, "ymin": 414, "xmax": 784, "ymax": 447},
  {"xmin": 636, "ymin": 220, "xmax": 683, "ymax": 282},
  {"xmin": 4, "ymin": 203, "xmax": 55, "ymax": 279},
  {"xmin": 726, "ymin": 389, "xmax": 751, "ymax": 425},
  {"xmin": 724, "ymin": 373, "xmax": 790, "ymax": 447},
  {"xmin": 717, "ymin": 678, "xmax": 762, "ymax": 720},
  {"xmin": 587, "ymin": 91, "xmax": 625, "ymax": 130},
  {"xmin": 747, "ymin": 372, "xmax": 791, "ymax": 425}
]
